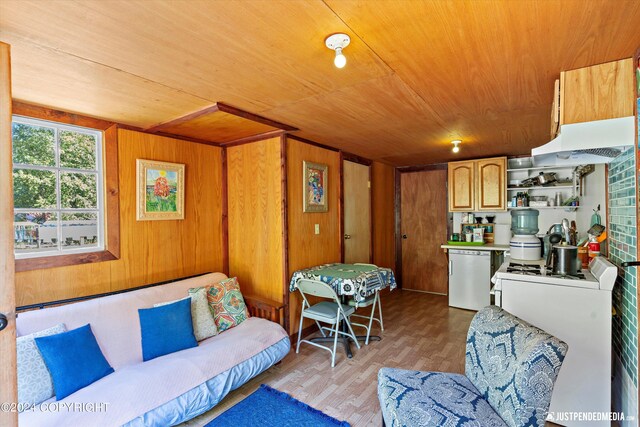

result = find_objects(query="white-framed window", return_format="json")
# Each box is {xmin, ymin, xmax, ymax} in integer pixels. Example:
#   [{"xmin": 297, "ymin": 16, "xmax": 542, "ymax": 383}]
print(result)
[{"xmin": 12, "ymin": 115, "xmax": 105, "ymax": 259}]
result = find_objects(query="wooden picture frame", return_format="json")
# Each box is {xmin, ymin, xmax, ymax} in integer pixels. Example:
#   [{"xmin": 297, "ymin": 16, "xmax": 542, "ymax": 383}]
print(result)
[
  {"xmin": 303, "ymin": 161, "xmax": 328, "ymax": 213},
  {"xmin": 136, "ymin": 159, "xmax": 185, "ymax": 220}
]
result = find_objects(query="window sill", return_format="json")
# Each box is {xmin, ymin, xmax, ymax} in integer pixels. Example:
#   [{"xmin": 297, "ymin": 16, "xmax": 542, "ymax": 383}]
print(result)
[{"xmin": 15, "ymin": 249, "xmax": 119, "ymax": 272}]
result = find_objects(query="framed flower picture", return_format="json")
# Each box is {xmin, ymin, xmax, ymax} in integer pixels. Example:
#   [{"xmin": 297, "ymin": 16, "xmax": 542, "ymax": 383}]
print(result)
[
  {"xmin": 303, "ymin": 161, "xmax": 328, "ymax": 213},
  {"xmin": 136, "ymin": 159, "xmax": 185, "ymax": 220}
]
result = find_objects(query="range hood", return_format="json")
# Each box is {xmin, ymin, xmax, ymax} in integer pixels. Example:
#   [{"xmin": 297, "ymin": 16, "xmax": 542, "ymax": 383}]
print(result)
[{"xmin": 532, "ymin": 116, "xmax": 635, "ymax": 166}]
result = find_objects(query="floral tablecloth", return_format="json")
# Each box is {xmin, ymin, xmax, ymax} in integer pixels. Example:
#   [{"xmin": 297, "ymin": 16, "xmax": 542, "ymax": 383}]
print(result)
[{"xmin": 289, "ymin": 263, "xmax": 397, "ymax": 305}]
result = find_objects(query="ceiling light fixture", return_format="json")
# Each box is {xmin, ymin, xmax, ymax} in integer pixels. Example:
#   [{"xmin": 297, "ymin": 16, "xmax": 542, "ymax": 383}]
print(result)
[
  {"xmin": 451, "ymin": 140, "xmax": 462, "ymax": 153},
  {"xmin": 325, "ymin": 33, "xmax": 350, "ymax": 69}
]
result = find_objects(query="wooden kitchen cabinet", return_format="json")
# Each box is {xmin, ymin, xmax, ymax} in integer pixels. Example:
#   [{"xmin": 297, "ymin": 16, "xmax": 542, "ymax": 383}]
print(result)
[
  {"xmin": 476, "ymin": 157, "xmax": 506, "ymax": 211},
  {"xmin": 448, "ymin": 156, "xmax": 506, "ymax": 212},
  {"xmin": 551, "ymin": 58, "xmax": 634, "ymax": 138},
  {"xmin": 448, "ymin": 160, "xmax": 475, "ymax": 211}
]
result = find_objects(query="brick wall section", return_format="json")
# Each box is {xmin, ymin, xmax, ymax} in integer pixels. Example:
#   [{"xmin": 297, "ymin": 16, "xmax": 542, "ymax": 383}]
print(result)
[{"xmin": 608, "ymin": 131, "xmax": 638, "ymax": 387}]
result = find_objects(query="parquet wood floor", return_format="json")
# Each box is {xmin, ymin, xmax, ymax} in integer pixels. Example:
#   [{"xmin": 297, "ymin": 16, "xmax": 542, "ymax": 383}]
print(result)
[{"xmin": 182, "ymin": 289, "xmax": 477, "ymax": 426}]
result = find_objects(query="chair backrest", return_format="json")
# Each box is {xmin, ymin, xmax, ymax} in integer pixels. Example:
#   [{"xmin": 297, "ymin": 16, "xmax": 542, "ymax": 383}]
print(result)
[
  {"xmin": 465, "ymin": 306, "xmax": 568, "ymax": 427},
  {"xmin": 296, "ymin": 279, "xmax": 340, "ymax": 302}
]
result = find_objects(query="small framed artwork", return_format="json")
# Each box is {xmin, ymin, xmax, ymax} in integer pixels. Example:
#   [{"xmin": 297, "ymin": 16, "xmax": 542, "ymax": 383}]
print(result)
[
  {"xmin": 136, "ymin": 159, "xmax": 185, "ymax": 221},
  {"xmin": 303, "ymin": 161, "xmax": 328, "ymax": 213}
]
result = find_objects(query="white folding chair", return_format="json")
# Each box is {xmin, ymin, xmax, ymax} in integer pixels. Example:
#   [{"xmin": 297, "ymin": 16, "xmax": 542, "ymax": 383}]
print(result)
[
  {"xmin": 348, "ymin": 263, "xmax": 384, "ymax": 345},
  {"xmin": 295, "ymin": 278, "xmax": 360, "ymax": 367}
]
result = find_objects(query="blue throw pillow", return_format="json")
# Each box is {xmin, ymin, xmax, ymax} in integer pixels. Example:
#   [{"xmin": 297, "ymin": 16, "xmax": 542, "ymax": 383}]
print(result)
[
  {"xmin": 139, "ymin": 297, "xmax": 198, "ymax": 361},
  {"xmin": 34, "ymin": 324, "xmax": 114, "ymax": 400}
]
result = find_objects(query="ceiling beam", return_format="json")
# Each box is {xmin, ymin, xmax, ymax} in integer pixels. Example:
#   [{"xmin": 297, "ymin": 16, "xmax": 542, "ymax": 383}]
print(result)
[{"xmin": 145, "ymin": 101, "xmax": 299, "ymax": 134}]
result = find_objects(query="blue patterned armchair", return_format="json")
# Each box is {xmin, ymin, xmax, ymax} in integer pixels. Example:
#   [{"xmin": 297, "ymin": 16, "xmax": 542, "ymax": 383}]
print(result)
[{"xmin": 377, "ymin": 306, "xmax": 568, "ymax": 427}]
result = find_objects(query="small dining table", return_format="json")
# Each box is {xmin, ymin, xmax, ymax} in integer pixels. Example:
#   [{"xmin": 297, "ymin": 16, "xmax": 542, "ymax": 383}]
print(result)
[{"xmin": 289, "ymin": 263, "xmax": 397, "ymax": 358}]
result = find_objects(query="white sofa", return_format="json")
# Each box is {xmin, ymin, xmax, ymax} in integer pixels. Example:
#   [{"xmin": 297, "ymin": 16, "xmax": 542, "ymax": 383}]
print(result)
[{"xmin": 17, "ymin": 273, "xmax": 290, "ymax": 427}]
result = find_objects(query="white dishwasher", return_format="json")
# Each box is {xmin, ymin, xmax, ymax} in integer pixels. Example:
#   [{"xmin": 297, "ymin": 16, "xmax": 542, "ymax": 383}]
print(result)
[{"xmin": 448, "ymin": 249, "xmax": 491, "ymax": 310}]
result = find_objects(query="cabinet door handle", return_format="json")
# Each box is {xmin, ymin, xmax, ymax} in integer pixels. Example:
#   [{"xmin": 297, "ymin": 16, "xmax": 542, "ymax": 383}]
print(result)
[
  {"xmin": 402, "ymin": 234, "xmax": 408, "ymax": 239},
  {"xmin": 344, "ymin": 234, "xmax": 352, "ymax": 240}
]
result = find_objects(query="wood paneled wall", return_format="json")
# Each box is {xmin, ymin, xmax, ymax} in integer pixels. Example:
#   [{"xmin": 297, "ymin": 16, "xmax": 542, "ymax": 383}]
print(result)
[
  {"xmin": 15, "ymin": 129, "xmax": 224, "ymax": 306},
  {"xmin": 227, "ymin": 137, "xmax": 284, "ymax": 303},
  {"xmin": 287, "ymin": 138, "xmax": 341, "ymax": 334},
  {"xmin": 372, "ymin": 161, "xmax": 396, "ymax": 269}
]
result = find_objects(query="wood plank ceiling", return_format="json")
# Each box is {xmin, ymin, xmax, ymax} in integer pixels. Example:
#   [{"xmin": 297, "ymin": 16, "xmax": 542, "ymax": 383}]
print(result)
[{"xmin": 0, "ymin": 0, "xmax": 639, "ymax": 166}]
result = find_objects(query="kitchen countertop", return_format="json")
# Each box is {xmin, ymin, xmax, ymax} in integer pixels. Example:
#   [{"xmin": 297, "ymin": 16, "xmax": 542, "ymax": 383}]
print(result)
[{"xmin": 440, "ymin": 243, "xmax": 510, "ymax": 251}]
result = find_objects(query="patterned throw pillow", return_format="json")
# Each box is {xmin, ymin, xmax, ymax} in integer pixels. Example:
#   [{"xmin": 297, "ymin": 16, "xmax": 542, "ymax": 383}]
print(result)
[
  {"xmin": 205, "ymin": 277, "xmax": 249, "ymax": 332},
  {"xmin": 17, "ymin": 323, "xmax": 66, "ymax": 409},
  {"xmin": 155, "ymin": 288, "xmax": 218, "ymax": 341}
]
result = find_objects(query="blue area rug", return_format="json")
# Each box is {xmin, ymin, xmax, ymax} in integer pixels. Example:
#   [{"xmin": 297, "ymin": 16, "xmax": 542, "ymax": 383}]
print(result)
[{"xmin": 205, "ymin": 384, "xmax": 350, "ymax": 427}]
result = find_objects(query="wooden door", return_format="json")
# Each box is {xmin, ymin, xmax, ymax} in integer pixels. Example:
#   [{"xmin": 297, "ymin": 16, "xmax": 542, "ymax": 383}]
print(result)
[
  {"xmin": 447, "ymin": 160, "xmax": 475, "ymax": 211},
  {"xmin": 401, "ymin": 169, "xmax": 448, "ymax": 294},
  {"xmin": 476, "ymin": 157, "xmax": 506, "ymax": 211},
  {"xmin": 0, "ymin": 42, "xmax": 18, "ymax": 426},
  {"xmin": 343, "ymin": 160, "xmax": 371, "ymax": 264}
]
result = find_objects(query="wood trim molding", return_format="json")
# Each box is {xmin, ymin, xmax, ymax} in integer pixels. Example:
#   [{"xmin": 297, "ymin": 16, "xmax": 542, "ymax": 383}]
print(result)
[
  {"xmin": 16, "ymin": 250, "xmax": 118, "ymax": 273},
  {"xmin": 369, "ymin": 164, "xmax": 374, "ymax": 263},
  {"xmin": 0, "ymin": 41, "xmax": 18, "ymax": 426},
  {"xmin": 145, "ymin": 104, "xmax": 221, "ymax": 132},
  {"xmin": 287, "ymin": 135, "xmax": 340, "ymax": 152},
  {"xmin": 342, "ymin": 151, "xmax": 373, "ymax": 166},
  {"xmin": 221, "ymin": 147, "xmax": 229, "ymax": 276},
  {"xmin": 12, "ymin": 101, "xmax": 113, "ymax": 130},
  {"xmin": 103, "ymin": 124, "xmax": 120, "ymax": 260},
  {"xmin": 118, "ymin": 123, "xmax": 222, "ymax": 146},
  {"xmin": 394, "ymin": 168, "xmax": 402, "ymax": 288},
  {"xmin": 13, "ymin": 108, "xmax": 121, "ymax": 272},
  {"xmin": 339, "ymin": 151, "xmax": 345, "ymax": 263},
  {"xmin": 397, "ymin": 163, "xmax": 448, "ymax": 173},
  {"xmin": 145, "ymin": 101, "xmax": 298, "ymax": 134},
  {"xmin": 221, "ymin": 129, "xmax": 288, "ymax": 148},
  {"xmin": 280, "ymin": 135, "xmax": 290, "ymax": 334},
  {"xmin": 216, "ymin": 102, "xmax": 298, "ymax": 131},
  {"xmin": 632, "ymin": 48, "xmax": 639, "ymax": 409}
]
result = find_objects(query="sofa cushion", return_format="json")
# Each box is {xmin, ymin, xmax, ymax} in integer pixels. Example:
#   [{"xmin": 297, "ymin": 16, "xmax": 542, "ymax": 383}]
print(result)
[
  {"xmin": 19, "ymin": 317, "xmax": 289, "ymax": 427},
  {"xmin": 17, "ymin": 323, "xmax": 66, "ymax": 409},
  {"xmin": 16, "ymin": 273, "xmax": 229, "ymax": 370},
  {"xmin": 35, "ymin": 324, "xmax": 114, "ymax": 400},
  {"xmin": 378, "ymin": 368, "xmax": 507, "ymax": 427},
  {"xmin": 140, "ymin": 298, "xmax": 198, "ymax": 361},
  {"xmin": 465, "ymin": 306, "xmax": 568, "ymax": 427},
  {"xmin": 205, "ymin": 277, "xmax": 249, "ymax": 332},
  {"xmin": 156, "ymin": 288, "xmax": 218, "ymax": 341}
]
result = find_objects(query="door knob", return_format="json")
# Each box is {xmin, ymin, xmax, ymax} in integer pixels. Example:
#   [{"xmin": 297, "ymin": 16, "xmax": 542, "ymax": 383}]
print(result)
[
  {"xmin": 402, "ymin": 234, "xmax": 408, "ymax": 239},
  {"xmin": 0, "ymin": 313, "xmax": 7, "ymax": 332},
  {"xmin": 344, "ymin": 234, "xmax": 352, "ymax": 240}
]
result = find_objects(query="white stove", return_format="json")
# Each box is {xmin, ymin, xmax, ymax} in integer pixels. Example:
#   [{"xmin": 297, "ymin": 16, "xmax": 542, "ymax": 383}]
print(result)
[
  {"xmin": 491, "ymin": 256, "xmax": 618, "ymax": 426},
  {"xmin": 492, "ymin": 256, "xmax": 617, "ymax": 291}
]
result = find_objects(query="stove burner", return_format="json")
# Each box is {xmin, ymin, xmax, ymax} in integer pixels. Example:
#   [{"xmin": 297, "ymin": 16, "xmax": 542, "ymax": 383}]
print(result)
[
  {"xmin": 507, "ymin": 263, "xmax": 541, "ymax": 275},
  {"xmin": 507, "ymin": 262, "xmax": 586, "ymax": 279}
]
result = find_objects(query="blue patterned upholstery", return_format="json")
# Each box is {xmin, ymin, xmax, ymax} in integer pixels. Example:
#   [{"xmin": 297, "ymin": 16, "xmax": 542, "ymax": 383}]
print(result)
[
  {"xmin": 378, "ymin": 306, "xmax": 568, "ymax": 427},
  {"xmin": 378, "ymin": 369, "xmax": 507, "ymax": 426}
]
